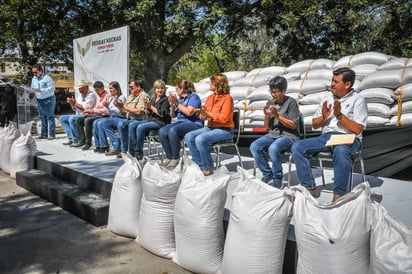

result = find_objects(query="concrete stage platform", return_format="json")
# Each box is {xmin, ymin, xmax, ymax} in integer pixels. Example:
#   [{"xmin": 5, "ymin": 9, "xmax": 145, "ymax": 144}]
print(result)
[{"xmin": 18, "ymin": 133, "xmax": 412, "ymax": 228}]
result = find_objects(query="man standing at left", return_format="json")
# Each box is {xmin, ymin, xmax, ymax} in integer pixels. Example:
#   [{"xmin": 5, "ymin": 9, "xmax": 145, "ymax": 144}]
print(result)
[{"xmin": 31, "ymin": 64, "xmax": 56, "ymax": 139}]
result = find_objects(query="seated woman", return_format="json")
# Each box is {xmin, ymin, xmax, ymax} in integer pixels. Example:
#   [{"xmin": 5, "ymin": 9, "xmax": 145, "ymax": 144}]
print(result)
[
  {"xmin": 249, "ymin": 76, "xmax": 300, "ymax": 188},
  {"xmin": 159, "ymin": 80, "xmax": 202, "ymax": 169},
  {"xmin": 128, "ymin": 79, "xmax": 171, "ymax": 159},
  {"xmin": 184, "ymin": 73, "xmax": 234, "ymax": 176},
  {"xmin": 93, "ymin": 81, "xmax": 126, "ymax": 153}
]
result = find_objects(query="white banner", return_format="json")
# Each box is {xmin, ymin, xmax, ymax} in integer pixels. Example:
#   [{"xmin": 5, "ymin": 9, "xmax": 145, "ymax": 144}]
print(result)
[{"xmin": 73, "ymin": 26, "xmax": 129, "ymax": 95}]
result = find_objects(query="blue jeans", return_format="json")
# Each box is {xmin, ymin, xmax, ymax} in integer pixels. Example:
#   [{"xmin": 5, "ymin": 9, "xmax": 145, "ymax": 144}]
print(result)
[
  {"xmin": 93, "ymin": 118, "xmax": 109, "ymax": 148},
  {"xmin": 291, "ymin": 132, "xmax": 360, "ymax": 195},
  {"xmin": 159, "ymin": 121, "xmax": 202, "ymax": 160},
  {"xmin": 129, "ymin": 120, "xmax": 161, "ymax": 157},
  {"xmin": 59, "ymin": 114, "xmax": 79, "ymax": 142},
  {"xmin": 118, "ymin": 119, "xmax": 138, "ymax": 152},
  {"xmin": 37, "ymin": 96, "xmax": 56, "ymax": 137},
  {"xmin": 100, "ymin": 117, "xmax": 124, "ymax": 151},
  {"xmin": 250, "ymin": 136, "xmax": 294, "ymax": 188},
  {"xmin": 185, "ymin": 127, "xmax": 233, "ymax": 171}
]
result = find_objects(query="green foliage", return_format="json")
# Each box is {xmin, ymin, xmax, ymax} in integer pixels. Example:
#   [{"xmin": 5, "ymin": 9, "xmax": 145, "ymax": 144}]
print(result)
[{"xmin": 0, "ymin": 0, "xmax": 411, "ymax": 88}]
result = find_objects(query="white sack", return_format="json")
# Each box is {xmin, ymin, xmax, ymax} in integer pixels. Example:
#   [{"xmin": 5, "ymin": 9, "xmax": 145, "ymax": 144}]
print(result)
[
  {"xmin": 358, "ymin": 68, "xmax": 412, "ymax": 90},
  {"xmin": 248, "ymin": 99, "xmax": 268, "ymax": 110},
  {"xmin": 222, "ymin": 167, "xmax": 292, "ymax": 274},
  {"xmin": 107, "ymin": 153, "xmax": 144, "ymax": 238},
  {"xmin": 194, "ymin": 83, "xmax": 211, "ymax": 93},
  {"xmin": 0, "ymin": 124, "xmax": 22, "ymax": 173},
  {"xmin": 395, "ymin": 83, "xmax": 412, "ymax": 101},
  {"xmin": 367, "ymin": 103, "xmax": 391, "ymax": 118},
  {"xmin": 298, "ymin": 104, "xmax": 319, "ymax": 117},
  {"xmin": 390, "ymin": 113, "xmax": 412, "ymax": 126},
  {"xmin": 352, "ymin": 64, "xmax": 379, "ymax": 81},
  {"xmin": 136, "ymin": 159, "xmax": 182, "ymax": 258},
  {"xmin": 390, "ymin": 101, "xmax": 412, "ymax": 116},
  {"xmin": 287, "ymin": 79, "xmax": 330, "ymax": 95},
  {"xmin": 334, "ymin": 52, "xmax": 390, "ymax": 69},
  {"xmin": 367, "ymin": 116, "xmax": 390, "ymax": 127},
  {"xmin": 173, "ymin": 159, "xmax": 230, "ymax": 274},
  {"xmin": 304, "ymin": 116, "xmax": 314, "ymax": 127},
  {"xmin": 10, "ymin": 132, "xmax": 36, "ymax": 178},
  {"xmin": 249, "ymin": 120, "xmax": 265, "ymax": 127},
  {"xmin": 298, "ymin": 91, "xmax": 329, "ymax": 105},
  {"xmin": 370, "ymin": 202, "xmax": 412, "ymax": 274},
  {"xmin": 378, "ymin": 57, "xmax": 412, "ymax": 71},
  {"xmin": 0, "ymin": 127, "xmax": 6, "ymax": 162},
  {"xmin": 247, "ymin": 86, "xmax": 272, "ymax": 101},
  {"xmin": 222, "ymin": 71, "xmax": 248, "ymax": 81},
  {"xmin": 286, "ymin": 59, "xmax": 315, "ymax": 73},
  {"xmin": 282, "ymin": 71, "xmax": 301, "ymax": 82},
  {"xmin": 301, "ymin": 69, "xmax": 333, "ymax": 81},
  {"xmin": 230, "ymin": 86, "xmax": 255, "ymax": 100},
  {"xmin": 246, "ymin": 66, "xmax": 286, "ymax": 78},
  {"xmin": 232, "ymin": 75, "xmax": 272, "ymax": 88},
  {"xmin": 292, "ymin": 183, "xmax": 373, "ymax": 274},
  {"xmin": 360, "ymin": 88, "xmax": 396, "ymax": 104},
  {"xmin": 287, "ymin": 59, "xmax": 335, "ymax": 73}
]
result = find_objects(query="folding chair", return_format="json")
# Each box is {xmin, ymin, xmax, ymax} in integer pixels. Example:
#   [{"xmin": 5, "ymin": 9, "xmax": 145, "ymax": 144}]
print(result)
[
  {"xmin": 210, "ymin": 107, "xmax": 243, "ymax": 169},
  {"xmin": 145, "ymin": 129, "xmax": 162, "ymax": 158}
]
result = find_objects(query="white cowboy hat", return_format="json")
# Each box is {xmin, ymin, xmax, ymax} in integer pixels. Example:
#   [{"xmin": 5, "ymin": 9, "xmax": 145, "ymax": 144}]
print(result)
[{"xmin": 75, "ymin": 79, "xmax": 91, "ymax": 89}]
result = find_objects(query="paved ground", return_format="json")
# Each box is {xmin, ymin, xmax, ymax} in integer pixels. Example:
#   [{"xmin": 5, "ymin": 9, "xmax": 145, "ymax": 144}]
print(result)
[{"xmin": 0, "ymin": 170, "xmax": 191, "ymax": 274}]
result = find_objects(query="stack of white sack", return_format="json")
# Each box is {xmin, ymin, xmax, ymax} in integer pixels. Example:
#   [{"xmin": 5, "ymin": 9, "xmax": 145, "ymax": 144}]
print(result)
[
  {"xmin": 192, "ymin": 51, "xmax": 412, "ymax": 131},
  {"xmin": 173, "ymin": 158, "xmax": 231, "ymax": 274},
  {"xmin": 102, "ymin": 160, "xmax": 411, "ymax": 273},
  {"xmin": 107, "ymin": 153, "xmax": 144, "ymax": 238},
  {"xmin": 136, "ymin": 159, "xmax": 182, "ymax": 259}
]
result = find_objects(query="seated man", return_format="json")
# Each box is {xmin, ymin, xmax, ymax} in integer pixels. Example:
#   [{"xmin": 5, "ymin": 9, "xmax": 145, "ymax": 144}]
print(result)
[
  {"xmin": 73, "ymin": 81, "xmax": 110, "ymax": 150},
  {"xmin": 250, "ymin": 76, "xmax": 300, "ymax": 188},
  {"xmin": 291, "ymin": 67, "xmax": 368, "ymax": 202},
  {"xmin": 59, "ymin": 80, "xmax": 97, "ymax": 146},
  {"xmin": 101, "ymin": 79, "xmax": 149, "ymax": 157}
]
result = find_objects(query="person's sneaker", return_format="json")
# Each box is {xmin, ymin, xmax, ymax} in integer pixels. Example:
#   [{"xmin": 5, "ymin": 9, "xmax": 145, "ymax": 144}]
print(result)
[
  {"xmin": 63, "ymin": 141, "xmax": 73, "ymax": 146},
  {"xmin": 82, "ymin": 144, "xmax": 92, "ymax": 151},
  {"xmin": 48, "ymin": 136, "xmax": 56, "ymax": 140},
  {"xmin": 165, "ymin": 159, "xmax": 180, "ymax": 169},
  {"xmin": 37, "ymin": 136, "xmax": 47, "ymax": 139},
  {"xmin": 105, "ymin": 150, "xmax": 121, "ymax": 156}
]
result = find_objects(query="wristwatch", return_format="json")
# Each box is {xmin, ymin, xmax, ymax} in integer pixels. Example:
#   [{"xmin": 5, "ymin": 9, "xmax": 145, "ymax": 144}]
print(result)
[{"xmin": 337, "ymin": 113, "xmax": 343, "ymax": 120}]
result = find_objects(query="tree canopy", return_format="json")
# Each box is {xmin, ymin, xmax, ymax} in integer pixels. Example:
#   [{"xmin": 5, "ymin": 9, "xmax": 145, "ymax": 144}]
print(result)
[{"xmin": 0, "ymin": 0, "xmax": 411, "ymax": 87}]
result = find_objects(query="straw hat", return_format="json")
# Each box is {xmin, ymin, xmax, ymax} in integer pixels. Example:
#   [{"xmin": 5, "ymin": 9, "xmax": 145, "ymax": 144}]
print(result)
[{"xmin": 75, "ymin": 79, "xmax": 91, "ymax": 89}]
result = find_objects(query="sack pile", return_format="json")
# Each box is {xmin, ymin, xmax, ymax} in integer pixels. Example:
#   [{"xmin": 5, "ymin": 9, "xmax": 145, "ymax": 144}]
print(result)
[
  {"xmin": 107, "ymin": 161, "xmax": 412, "ymax": 274},
  {"xmin": 194, "ymin": 51, "xmax": 412, "ymax": 130}
]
